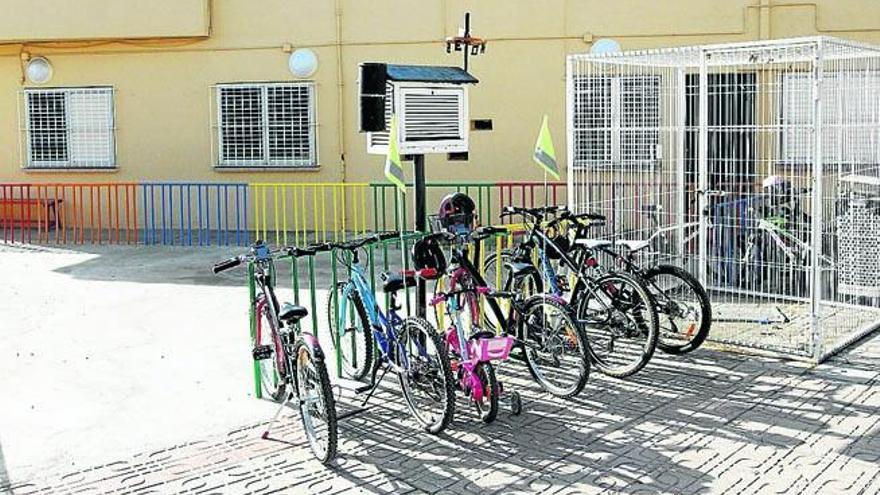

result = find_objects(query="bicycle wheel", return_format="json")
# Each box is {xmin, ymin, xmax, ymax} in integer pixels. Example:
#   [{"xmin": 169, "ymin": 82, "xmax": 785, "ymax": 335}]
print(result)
[
  {"xmin": 397, "ymin": 317, "xmax": 456, "ymax": 434},
  {"xmin": 256, "ymin": 302, "xmax": 286, "ymax": 402},
  {"xmin": 575, "ymin": 272, "xmax": 659, "ymax": 378},
  {"xmin": 518, "ymin": 295, "xmax": 590, "ymax": 398},
  {"xmin": 643, "ymin": 265, "xmax": 712, "ymax": 355},
  {"xmin": 293, "ymin": 336, "xmax": 338, "ymax": 464},
  {"xmin": 327, "ymin": 282, "xmax": 373, "ymax": 380},
  {"xmin": 473, "ymin": 362, "xmax": 499, "ymax": 424}
]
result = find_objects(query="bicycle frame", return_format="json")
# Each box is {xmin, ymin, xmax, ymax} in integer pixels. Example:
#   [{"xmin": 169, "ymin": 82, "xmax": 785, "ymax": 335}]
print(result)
[{"xmin": 335, "ymin": 253, "xmax": 418, "ymax": 373}]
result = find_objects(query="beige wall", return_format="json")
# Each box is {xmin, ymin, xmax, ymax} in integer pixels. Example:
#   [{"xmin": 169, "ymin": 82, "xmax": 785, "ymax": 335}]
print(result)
[{"xmin": 1, "ymin": 0, "xmax": 880, "ymax": 186}]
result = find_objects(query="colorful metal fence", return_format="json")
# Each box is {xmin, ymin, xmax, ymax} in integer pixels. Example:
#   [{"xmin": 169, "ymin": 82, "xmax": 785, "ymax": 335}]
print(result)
[
  {"xmin": 140, "ymin": 182, "xmax": 250, "ymax": 246},
  {"xmin": 0, "ymin": 183, "xmax": 139, "ymax": 245},
  {"xmin": 1, "ymin": 180, "xmax": 567, "ymax": 247}
]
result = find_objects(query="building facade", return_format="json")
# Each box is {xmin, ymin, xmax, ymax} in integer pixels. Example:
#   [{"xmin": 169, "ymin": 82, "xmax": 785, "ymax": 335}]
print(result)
[{"xmin": 1, "ymin": 0, "xmax": 880, "ymax": 186}]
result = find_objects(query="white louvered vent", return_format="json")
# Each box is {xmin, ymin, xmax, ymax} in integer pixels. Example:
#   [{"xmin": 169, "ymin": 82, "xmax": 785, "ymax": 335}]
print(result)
[
  {"xmin": 400, "ymin": 87, "xmax": 463, "ymax": 141},
  {"xmin": 366, "ymin": 82, "xmax": 469, "ymax": 155}
]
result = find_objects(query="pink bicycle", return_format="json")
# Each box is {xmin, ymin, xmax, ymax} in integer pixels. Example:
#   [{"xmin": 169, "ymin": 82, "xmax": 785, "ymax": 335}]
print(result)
[{"xmin": 431, "ymin": 265, "xmax": 522, "ymax": 423}]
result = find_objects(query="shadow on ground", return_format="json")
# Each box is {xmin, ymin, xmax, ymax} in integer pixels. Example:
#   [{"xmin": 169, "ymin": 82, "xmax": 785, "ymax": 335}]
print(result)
[
  {"xmin": 0, "ymin": 243, "xmax": 407, "ymax": 289},
  {"xmin": 10, "ymin": 336, "xmax": 880, "ymax": 494}
]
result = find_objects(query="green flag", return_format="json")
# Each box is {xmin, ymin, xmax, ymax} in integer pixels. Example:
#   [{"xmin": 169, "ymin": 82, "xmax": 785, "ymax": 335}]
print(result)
[
  {"xmin": 533, "ymin": 115, "xmax": 560, "ymax": 179},
  {"xmin": 385, "ymin": 114, "xmax": 406, "ymax": 193}
]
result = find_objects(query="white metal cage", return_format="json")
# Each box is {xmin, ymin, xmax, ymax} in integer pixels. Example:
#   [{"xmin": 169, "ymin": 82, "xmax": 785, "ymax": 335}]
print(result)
[{"xmin": 567, "ymin": 36, "xmax": 880, "ymax": 361}]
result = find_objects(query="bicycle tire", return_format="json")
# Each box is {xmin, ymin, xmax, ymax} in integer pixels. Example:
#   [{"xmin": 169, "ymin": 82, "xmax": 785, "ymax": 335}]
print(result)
[
  {"xmin": 574, "ymin": 271, "xmax": 659, "ymax": 378},
  {"xmin": 326, "ymin": 282, "xmax": 374, "ymax": 380},
  {"xmin": 643, "ymin": 265, "xmax": 712, "ymax": 355},
  {"xmin": 397, "ymin": 317, "xmax": 456, "ymax": 434},
  {"xmin": 293, "ymin": 337, "xmax": 338, "ymax": 465},
  {"xmin": 256, "ymin": 302, "xmax": 287, "ymax": 402},
  {"xmin": 518, "ymin": 295, "xmax": 590, "ymax": 398},
  {"xmin": 473, "ymin": 362, "xmax": 499, "ymax": 424}
]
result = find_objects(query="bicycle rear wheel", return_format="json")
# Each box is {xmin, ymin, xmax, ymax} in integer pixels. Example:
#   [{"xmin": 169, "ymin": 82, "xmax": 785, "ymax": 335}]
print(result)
[
  {"xmin": 643, "ymin": 265, "xmax": 712, "ymax": 355},
  {"xmin": 397, "ymin": 317, "xmax": 456, "ymax": 434},
  {"xmin": 327, "ymin": 282, "xmax": 373, "ymax": 379},
  {"xmin": 518, "ymin": 295, "xmax": 590, "ymax": 398},
  {"xmin": 293, "ymin": 337, "xmax": 338, "ymax": 465},
  {"xmin": 575, "ymin": 272, "xmax": 659, "ymax": 378}
]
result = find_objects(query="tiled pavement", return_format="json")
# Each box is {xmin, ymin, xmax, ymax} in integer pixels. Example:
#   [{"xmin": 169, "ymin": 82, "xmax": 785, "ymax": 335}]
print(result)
[{"xmin": 5, "ymin": 335, "xmax": 880, "ymax": 495}]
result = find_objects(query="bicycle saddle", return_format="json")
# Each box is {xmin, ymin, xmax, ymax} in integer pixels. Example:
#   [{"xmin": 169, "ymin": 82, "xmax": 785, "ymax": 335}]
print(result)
[
  {"xmin": 279, "ymin": 303, "xmax": 308, "ymax": 323},
  {"xmin": 615, "ymin": 239, "xmax": 651, "ymax": 252},
  {"xmin": 380, "ymin": 271, "xmax": 417, "ymax": 293}
]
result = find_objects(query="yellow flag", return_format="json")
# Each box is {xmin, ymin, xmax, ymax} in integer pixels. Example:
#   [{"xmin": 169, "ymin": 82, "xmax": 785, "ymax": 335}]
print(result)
[
  {"xmin": 533, "ymin": 115, "xmax": 560, "ymax": 179},
  {"xmin": 385, "ymin": 114, "xmax": 406, "ymax": 193}
]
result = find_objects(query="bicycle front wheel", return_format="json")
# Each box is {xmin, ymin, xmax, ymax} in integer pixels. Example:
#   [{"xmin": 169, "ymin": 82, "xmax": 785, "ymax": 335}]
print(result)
[
  {"xmin": 327, "ymin": 282, "xmax": 373, "ymax": 379},
  {"xmin": 293, "ymin": 336, "xmax": 338, "ymax": 465},
  {"xmin": 643, "ymin": 265, "xmax": 712, "ymax": 355},
  {"xmin": 256, "ymin": 303, "xmax": 286, "ymax": 402},
  {"xmin": 518, "ymin": 295, "xmax": 590, "ymax": 398},
  {"xmin": 397, "ymin": 317, "xmax": 455, "ymax": 434},
  {"xmin": 576, "ymin": 272, "xmax": 659, "ymax": 378}
]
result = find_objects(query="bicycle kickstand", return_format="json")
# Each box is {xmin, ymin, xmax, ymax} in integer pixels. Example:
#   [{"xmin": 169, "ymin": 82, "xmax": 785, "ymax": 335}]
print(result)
[
  {"xmin": 261, "ymin": 391, "xmax": 293, "ymax": 439},
  {"xmin": 358, "ymin": 363, "xmax": 391, "ymax": 407}
]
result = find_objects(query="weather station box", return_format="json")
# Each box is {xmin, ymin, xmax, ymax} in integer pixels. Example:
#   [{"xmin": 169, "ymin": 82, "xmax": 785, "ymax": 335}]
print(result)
[{"xmin": 358, "ymin": 63, "xmax": 478, "ymax": 155}]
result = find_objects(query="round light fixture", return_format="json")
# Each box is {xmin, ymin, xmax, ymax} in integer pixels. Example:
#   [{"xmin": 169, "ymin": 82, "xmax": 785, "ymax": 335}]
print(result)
[
  {"xmin": 590, "ymin": 38, "xmax": 621, "ymax": 55},
  {"xmin": 288, "ymin": 49, "xmax": 318, "ymax": 78},
  {"xmin": 26, "ymin": 56, "xmax": 53, "ymax": 84}
]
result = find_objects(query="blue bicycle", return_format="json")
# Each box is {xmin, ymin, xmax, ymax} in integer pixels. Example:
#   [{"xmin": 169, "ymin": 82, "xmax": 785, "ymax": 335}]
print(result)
[{"xmin": 318, "ymin": 233, "xmax": 455, "ymax": 434}]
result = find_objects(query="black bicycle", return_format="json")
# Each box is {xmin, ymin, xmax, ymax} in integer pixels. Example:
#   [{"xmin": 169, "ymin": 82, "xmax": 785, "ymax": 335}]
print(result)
[
  {"xmin": 484, "ymin": 206, "xmax": 660, "ymax": 378},
  {"xmin": 213, "ymin": 241, "xmax": 337, "ymax": 464},
  {"xmin": 558, "ymin": 209, "xmax": 712, "ymax": 355}
]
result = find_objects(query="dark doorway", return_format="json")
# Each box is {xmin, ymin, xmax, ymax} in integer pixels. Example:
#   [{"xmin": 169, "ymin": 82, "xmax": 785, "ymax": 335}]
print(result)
[{"xmin": 685, "ymin": 73, "xmax": 757, "ymax": 198}]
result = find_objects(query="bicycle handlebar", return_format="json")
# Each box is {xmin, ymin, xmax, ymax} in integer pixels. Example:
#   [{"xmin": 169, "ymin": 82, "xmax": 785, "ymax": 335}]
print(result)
[
  {"xmin": 500, "ymin": 205, "xmax": 563, "ymax": 219},
  {"xmin": 212, "ymin": 256, "xmax": 242, "ymax": 274},
  {"xmin": 285, "ymin": 246, "xmax": 316, "ymax": 258},
  {"xmin": 309, "ymin": 231, "xmax": 402, "ymax": 252}
]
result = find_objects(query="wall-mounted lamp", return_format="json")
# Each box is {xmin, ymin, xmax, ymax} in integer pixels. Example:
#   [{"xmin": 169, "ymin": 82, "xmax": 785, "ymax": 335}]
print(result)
[
  {"xmin": 288, "ymin": 49, "xmax": 318, "ymax": 78},
  {"xmin": 26, "ymin": 56, "xmax": 53, "ymax": 84}
]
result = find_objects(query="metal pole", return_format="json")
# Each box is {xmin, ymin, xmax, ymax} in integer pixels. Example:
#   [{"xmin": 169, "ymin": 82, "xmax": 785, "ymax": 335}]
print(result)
[
  {"xmin": 810, "ymin": 40, "xmax": 825, "ymax": 361},
  {"xmin": 697, "ymin": 50, "xmax": 710, "ymax": 287},
  {"xmin": 463, "ymin": 13, "xmax": 470, "ymax": 72},
  {"xmin": 414, "ymin": 154, "xmax": 427, "ymax": 318}
]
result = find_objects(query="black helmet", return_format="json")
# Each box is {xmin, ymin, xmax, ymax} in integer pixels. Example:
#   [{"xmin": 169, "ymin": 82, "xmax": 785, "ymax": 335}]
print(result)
[
  {"xmin": 412, "ymin": 236, "xmax": 447, "ymax": 276},
  {"xmin": 437, "ymin": 192, "xmax": 476, "ymax": 234}
]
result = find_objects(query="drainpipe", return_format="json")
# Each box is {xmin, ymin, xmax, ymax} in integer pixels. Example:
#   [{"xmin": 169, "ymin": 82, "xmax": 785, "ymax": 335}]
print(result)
[
  {"xmin": 334, "ymin": 0, "xmax": 346, "ymax": 183},
  {"xmin": 758, "ymin": 0, "xmax": 772, "ymax": 40}
]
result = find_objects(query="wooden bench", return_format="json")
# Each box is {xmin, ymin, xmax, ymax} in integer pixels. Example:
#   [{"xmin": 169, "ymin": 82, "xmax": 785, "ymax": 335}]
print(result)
[{"xmin": 0, "ymin": 198, "xmax": 63, "ymax": 230}]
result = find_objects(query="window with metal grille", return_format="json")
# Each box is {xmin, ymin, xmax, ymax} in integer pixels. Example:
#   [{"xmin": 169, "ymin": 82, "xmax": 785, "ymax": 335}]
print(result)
[
  {"xmin": 572, "ymin": 75, "xmax": 660, "ymax": 168},
  {"xmin": 23, "ymin": 87, "xmax": 115, "ymax": 169},
  {"xmin": 782, "ymin": 72, "xmax": 880, "ymax": 165},
  {"xmin": 216, "ymin": 82, "xmax": 316, "ymax": 167}
]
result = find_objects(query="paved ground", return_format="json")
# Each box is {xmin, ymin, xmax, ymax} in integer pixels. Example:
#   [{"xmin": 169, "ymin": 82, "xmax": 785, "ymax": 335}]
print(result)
[{"xmin": 1, "ymin": 244, "xmax": 879, "ymax": 494}]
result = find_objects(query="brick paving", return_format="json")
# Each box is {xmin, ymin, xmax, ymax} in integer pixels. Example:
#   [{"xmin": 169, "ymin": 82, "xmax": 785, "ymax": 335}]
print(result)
[{"xmin": 4, "ymin": 335, "xmax": 880, "ymax": 495}]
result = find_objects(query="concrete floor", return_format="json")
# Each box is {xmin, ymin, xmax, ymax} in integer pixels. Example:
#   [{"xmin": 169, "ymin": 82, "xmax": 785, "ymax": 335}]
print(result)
[{"xmin": 1, "ymin": 243, "xmax": 879, "ymax": 494}]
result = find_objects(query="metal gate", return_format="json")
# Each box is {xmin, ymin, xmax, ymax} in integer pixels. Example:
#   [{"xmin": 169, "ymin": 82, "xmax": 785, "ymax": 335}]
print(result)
[{"xmin": 568, "ymin": 37, "xmax": 880, "ymax": 361}]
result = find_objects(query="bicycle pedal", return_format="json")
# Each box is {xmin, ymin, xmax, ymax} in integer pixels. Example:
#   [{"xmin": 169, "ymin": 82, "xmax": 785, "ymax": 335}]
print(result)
[
  {"xmin": 354, "ymin": 383, "xmax": 374, "ymax": 394},
  {"xmin": 252, "ymin": 345, "xmax": 274, "ymax": 360}
]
